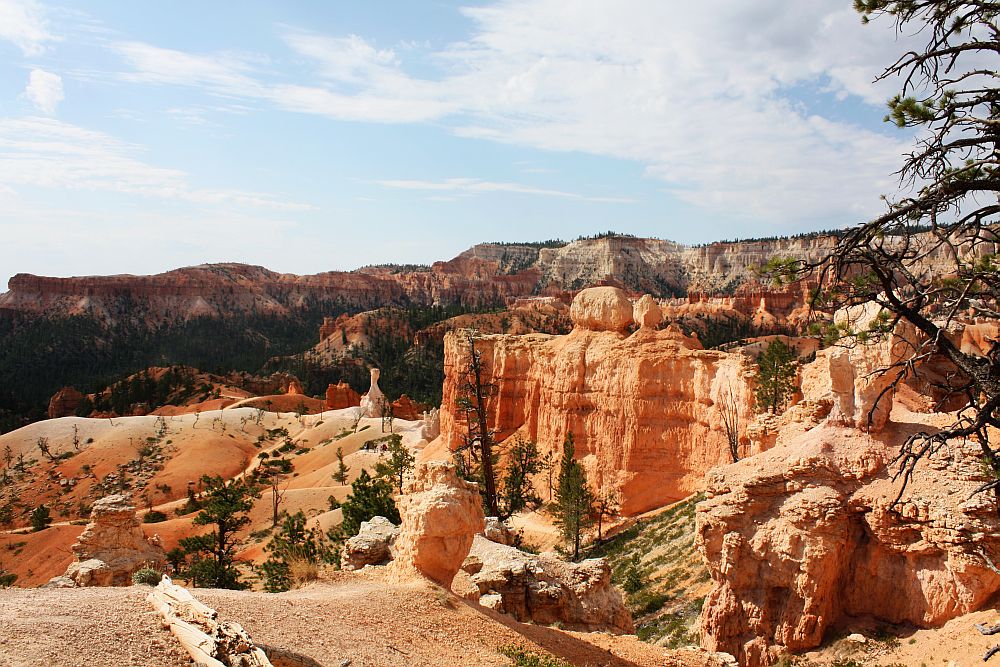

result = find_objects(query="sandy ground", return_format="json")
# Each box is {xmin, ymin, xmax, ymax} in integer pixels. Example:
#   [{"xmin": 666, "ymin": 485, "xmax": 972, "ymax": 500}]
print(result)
[
  {"xmin": 0, "ymin": 585, "xmax": 189, "ymax": 667},
  {"xmin": 797, "ymin": 606, "xmax": 1000, "ymax": 666},
  {"xmin": 0, "ymin": 571, "xmax": 718, "ymax": 667},
  {"xmin": 0, "ymin": 409, "xmax": 433, "ymax": 586}
]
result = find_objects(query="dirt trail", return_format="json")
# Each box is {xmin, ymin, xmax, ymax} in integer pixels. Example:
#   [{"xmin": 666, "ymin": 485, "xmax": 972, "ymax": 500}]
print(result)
[{"xmin": 0, "ymin": 570, "xmax": 717, "ymax": 667}]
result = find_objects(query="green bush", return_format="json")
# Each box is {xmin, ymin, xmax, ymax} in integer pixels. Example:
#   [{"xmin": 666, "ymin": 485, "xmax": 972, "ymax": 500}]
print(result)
[
  {"xmin": 30, "ymin": 504, "xmax": 51, "ymax": 532},
  {"xmin": 142, "ymin": 510, "xmax": 168, "ymax": 523},
  {"xmin": 498, "ymin": 645, "xmax": 572, "ymax": 667},
  {"xmin": 132, "ymin": 567, "xmax": 162, "ymax": 586}
]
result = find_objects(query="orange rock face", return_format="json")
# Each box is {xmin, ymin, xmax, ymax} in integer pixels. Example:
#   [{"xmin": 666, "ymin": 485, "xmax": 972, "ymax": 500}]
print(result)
[
  {"xmin": 47, "ymin": 387, "xmax": 84, "ymax": 418},
  {"xmin": 325, "ymin": 382, "xmax": 361, "ymax": 409},
  {"xmin": 697, "ymin": 420, "xmax": 1000, "ymax": 666},
  {"xmin": 391, "ymin": 394, "xmax": 421, "ymax": 421},
  {"xmin": 440, "ymin": 320, "xmax": 760, "ymax": 515},
  {"xmin": 390, "ymin": 461, "xmax": 485, "ymax": 588}
]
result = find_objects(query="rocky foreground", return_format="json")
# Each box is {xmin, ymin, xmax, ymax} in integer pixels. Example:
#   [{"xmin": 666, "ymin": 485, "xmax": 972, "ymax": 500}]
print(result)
[{"xmin": 0, "ymin": 573, "xmax": 734, "ymax": 667}]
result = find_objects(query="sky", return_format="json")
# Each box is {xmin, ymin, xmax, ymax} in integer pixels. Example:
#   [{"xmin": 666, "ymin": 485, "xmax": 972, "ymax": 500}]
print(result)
[{"xmin": 0, "ymin": 0, "xmax": 926, "ymax": 288}]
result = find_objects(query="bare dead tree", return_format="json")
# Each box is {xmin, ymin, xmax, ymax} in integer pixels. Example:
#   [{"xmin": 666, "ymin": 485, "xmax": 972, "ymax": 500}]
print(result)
[
  {"xmin": 36, "ymin": 437, "xmax": 55, "ymax": 462},
  {"xmin": 760, "ymin": 1, "xmax": 1000, "ymax": 513},
  {"xmin": 455, "ymin": 330, "xmax": 500, "ymax": 516},
  {"xmin": 719, "ymin": 384, "xmax": 742, "ymax": 463}
]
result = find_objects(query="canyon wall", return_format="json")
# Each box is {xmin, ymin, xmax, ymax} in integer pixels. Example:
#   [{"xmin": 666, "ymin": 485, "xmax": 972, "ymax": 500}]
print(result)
[
  {"xmin": 0, "ymin": 259, "xmax": 537, "ymax": 324},
  {"xmin": 1, "ymin": 231, "xmax": 978, "ymax": 326},
  {"xmin": 697, "ymin": 419, "xmax": 1000, "ymax": 666},
  {"xmin": 697, "ymin": 318, "xmax": 1000, "ymax": 665},
  {"xmin": 440, "ymin": 287, "xmax": 762, "ymax": 515}
]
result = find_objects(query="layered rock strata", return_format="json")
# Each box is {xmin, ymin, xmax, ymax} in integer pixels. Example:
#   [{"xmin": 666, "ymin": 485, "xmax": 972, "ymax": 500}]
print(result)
[{"xmin": 440, "ymin": 287, "xmax": 759, "ymax": 514}]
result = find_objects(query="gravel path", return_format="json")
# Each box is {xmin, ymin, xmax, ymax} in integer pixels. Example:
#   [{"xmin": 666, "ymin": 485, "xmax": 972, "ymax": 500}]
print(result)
[
  {"xmin": 0, "ymin": 573, "xmax": 711, "ymax": 667},
  {"xmin": 0, "ymin": 586, "xmax": 188, "ymax": 667}
]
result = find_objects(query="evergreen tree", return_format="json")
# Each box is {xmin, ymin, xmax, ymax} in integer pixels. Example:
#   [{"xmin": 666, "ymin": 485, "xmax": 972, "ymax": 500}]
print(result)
[
  {"xmin": 30, "ymin": 504, "xmax": 51, "ymax": 532},
  {"xmin": 754, "ymin": 339, "xmax": 797, "ymax": 413},
  {"xmin": 261, "ymin": 511, "xmax": 332, "ymax": 592},
  {"xmin": 551, "ymin": 433, "xmax": 594, "ymax": 560},
  {"xmin": 500, "ymin": 437, "xmax": 542, "ymax": 518},
  {"xmin": 332, "ymin": 447, "xmax": 350, "ymax": 485},
  {"xmin": 331, "ymin": 469, "xmax": 400, "ymax": 540},
  {"xmin": 178, "ymin": 475, "xmax": 259, "ymax": 589},
  {"xmin": 375, "ymin": 435, "xmax": 414, "ymax": 493}
]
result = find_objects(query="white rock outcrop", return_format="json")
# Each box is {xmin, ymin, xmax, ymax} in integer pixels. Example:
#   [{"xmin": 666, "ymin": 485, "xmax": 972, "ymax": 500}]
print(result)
[
  {"xmin": 454, "ymin": 535, "xmax": 634, "ymax": 634},
  {"xmin": 389, "ymin": 461, "xmax": 485, "ymax": 587},
  {"xmin": 359, "ymin": 368, "xmax": 387, "ymax": 418},
  {"xmin": 570, "ymin": 286, "xmax": 634, "ymax": 332},
  {"xmin": 53, "ymin": 494, "xmax": 166, "ymax": 587},
  {"xmin": 341, "ymin": 516, "xmax": 400, "ymax": 571}
]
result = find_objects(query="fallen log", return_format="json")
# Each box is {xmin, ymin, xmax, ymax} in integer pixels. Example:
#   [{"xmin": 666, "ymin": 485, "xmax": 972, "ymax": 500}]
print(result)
[{"xmin": 147, "ymin": 575, "xmax": 273, "ymax": 667}]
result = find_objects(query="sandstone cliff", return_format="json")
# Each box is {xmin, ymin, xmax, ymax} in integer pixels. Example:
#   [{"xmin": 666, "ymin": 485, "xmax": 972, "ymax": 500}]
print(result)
[
  {"xmin": 440, "ymin": 287, "xmax": 761, "ymax": 515},
  {"xmin": 697, "ymin": 417, "xmax": 1000, "ymax": 666}
]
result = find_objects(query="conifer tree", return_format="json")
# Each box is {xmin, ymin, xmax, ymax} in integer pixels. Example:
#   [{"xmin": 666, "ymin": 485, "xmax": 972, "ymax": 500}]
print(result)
[
  {"xmin": 179, "ymin": 475, "xmax": 259, "ymax": 589},
  {"xmin": 375, "ymin": 434, "xmax": 414, "ymax": 493},
  {"xmin": 332, "ymin": 446, "xmax": 350, "ymax": 485},
  {"xmin": 331, "ymin": 469, "xmax": 399, "ymax": 540},
  {"xmin": 261, "ymin": 510, "xmax": 331, "ymax": 592},
  {"xmin": 500, "ymin": 437, "xmax": 542, "ymax": 518},
  {"xmin": 551, "ymin": 433, "xmax": 594, "ymax": 560},
  {"xmin": 754, "ymin": 339, "xmax": 797, "ymax": 413}
]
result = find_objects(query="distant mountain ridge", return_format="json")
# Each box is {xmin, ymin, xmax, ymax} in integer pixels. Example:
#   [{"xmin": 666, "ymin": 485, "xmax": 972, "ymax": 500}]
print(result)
[{"xmin": 0, "ymin": 234, "xmax": 844, "ymax": 325}]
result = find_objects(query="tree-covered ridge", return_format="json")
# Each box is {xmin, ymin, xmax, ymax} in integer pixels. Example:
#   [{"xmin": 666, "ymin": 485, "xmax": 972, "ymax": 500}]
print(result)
[{"xmin": 0, "ymin": 305, "xmax": 335, "ymax": 432}]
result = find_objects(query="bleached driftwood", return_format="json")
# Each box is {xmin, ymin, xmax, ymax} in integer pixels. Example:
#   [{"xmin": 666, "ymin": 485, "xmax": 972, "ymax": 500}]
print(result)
[{"xmin": 147, "ymin": 575, "xmax": 273, "ymax": 667}]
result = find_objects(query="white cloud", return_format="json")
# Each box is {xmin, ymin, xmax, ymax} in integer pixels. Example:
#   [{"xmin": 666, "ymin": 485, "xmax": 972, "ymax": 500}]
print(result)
[
  {"xmin": 376, "ymin": 177, "xmax": 632, "ymax": 203},
  {"xmin": 24, "ymin": 68, "xmax": 63, "ymax": 114},
  {"xmin": 0, "ymin": 0, "xmax": 55, "ymax": 55},
  {"xmin": 111, "ymin": 1, "xmax": 931, "ymax": 226},
  {"xmin": 0, "ymin": 116, "xmax": 312, "ymax": 210}
]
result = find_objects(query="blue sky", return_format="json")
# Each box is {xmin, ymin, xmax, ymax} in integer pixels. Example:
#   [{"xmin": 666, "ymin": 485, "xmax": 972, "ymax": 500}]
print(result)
[{"xmin": 0, "ymin": 1, "xmax": 922, "ymax": 288}]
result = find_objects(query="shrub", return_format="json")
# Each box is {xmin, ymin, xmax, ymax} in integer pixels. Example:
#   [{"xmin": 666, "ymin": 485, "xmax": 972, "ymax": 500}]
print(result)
[
  {"xmin": 498, "ymin": 645, "xmax": 572, "ymax": 667},
  {"xmin": 30, "ymin": 504, "xmax": 51, "ymax": 532},
  {"xmin": 142, "ymin": 510, "xmax": 168, "ymax": 523},
  {"xmin": 132, "ymin": 567, "xmax": 162, "ymax": 586},
  {"xmin": 287, "ymin": 556, "xmax": 319, "ymax": 587}
]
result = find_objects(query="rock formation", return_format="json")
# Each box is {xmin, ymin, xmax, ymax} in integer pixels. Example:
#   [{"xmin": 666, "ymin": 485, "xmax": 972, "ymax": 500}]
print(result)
[
  {"xmin": 419, "ymin": 408, "xmax": 441, "ymax": 442},
  {"xmin": 632, "ymin": 294, "xmax": 663, "ymax": 329},
  {"xmin": 454, "ymin": 534, "xmax": 634, "ymax": 634},
  {"xmin": 390, "ymin": 461, "xmax": 485, "ymax": 588},
  {"xmin": 697, "ymin": 418, "xmax": 1000, "ymax": 666},
  {"xmin": 391, "ymin": 394, "xmax": 421, "ymax": 420},
  {"xmin": 341, "ymin": 516, "xmax": 400, "ymax": 571},
  {"xmin": 359, "ymin": 368, "xmax": 386, "ymax": 418},
  {"xmin": 53, "ymin": 494, "xmax": 166, "ymax": 587},
  {"xmin": 325, "ymin": 381, "xmax": 361, "ymax": 409},
  {"xmin": 285, "ymin": 379, "xmax": 305, "ymax": 396},
  {"xmin": 440, "ymin": 287, "xmax": 760, "ymax": 514},
  {"xmin": 569, "ymin": 286, "xmax": 634, "ymax": 332},
  {"xmin": 47, "ymin": 386, "xmax": 83, "ymax": 418}
]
